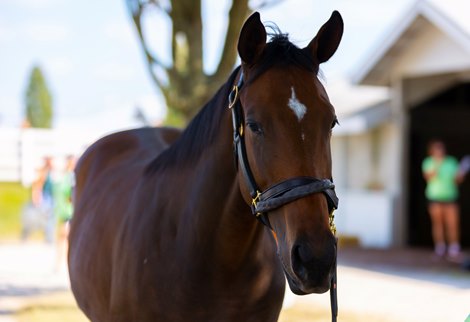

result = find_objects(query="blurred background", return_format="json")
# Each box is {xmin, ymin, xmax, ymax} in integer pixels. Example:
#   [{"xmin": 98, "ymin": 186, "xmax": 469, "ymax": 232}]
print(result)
[{"xmin": 0, "ymin": 0, "xmax": 469, "ymax": 321}]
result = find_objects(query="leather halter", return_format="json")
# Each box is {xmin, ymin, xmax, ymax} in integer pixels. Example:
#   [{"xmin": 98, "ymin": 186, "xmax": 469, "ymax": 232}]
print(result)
[
  {"xmin": 228, "ymin": 70, "xmax": 339, "ymax": 322},
  {"xmin": 228, "ymin": 71, "xmax": 339, "ymax": 228}
]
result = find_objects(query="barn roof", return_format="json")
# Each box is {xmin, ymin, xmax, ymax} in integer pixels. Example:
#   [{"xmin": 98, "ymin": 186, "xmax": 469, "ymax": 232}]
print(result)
[
  {"xmin": 326, "ymin": 78, "xmax": 390, "ymax": 136},
  {"xmin": 353, "ymin": 0, "xmax": 470, "ymax": 86}
]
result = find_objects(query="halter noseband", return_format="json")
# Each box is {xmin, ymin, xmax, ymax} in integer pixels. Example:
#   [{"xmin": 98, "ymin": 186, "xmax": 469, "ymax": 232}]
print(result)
[{"xmin": 228, "ymin": 70, "xmax": 339, "ymax": 322}]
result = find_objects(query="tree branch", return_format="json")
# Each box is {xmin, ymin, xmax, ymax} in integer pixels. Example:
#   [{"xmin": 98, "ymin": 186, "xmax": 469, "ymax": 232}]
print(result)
[
  {"xmin": 170, "ymin": 0, "xmax": 203, "ymax": 80},
  {"xmin": 211, "ymin": 0, "xmax": 250, "ymax": 85},
  {"xmin": 125, "ymin": 0, "xmax": 284, "ymax": 124},
  {"xmin": 126, "ymin": 0, "xmax": 171, "ymax": 90}
]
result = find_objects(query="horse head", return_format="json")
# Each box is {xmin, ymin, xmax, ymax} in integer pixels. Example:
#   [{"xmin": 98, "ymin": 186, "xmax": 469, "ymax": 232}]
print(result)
[{"xmin": 234, "ymin": 11, "xmax": 343, "ymax": 295}]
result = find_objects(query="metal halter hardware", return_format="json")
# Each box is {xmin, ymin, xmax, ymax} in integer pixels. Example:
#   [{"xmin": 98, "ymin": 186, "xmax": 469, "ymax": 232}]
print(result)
[{"xmin": 228, "ymin": 70, "xmax": 339, "ymax": 322}]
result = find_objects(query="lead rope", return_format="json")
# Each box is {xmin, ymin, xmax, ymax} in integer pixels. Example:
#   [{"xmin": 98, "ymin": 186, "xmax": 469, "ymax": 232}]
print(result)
[{"xmin": 330, "ymin": 211, "xmax": 338, "ymax": 322}]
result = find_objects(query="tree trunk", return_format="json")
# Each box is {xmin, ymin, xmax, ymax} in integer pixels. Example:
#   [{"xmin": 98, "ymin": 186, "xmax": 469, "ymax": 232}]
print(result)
[{"xmin": 126, "ymin": 0, "xmax": 250, "ymax": 125}]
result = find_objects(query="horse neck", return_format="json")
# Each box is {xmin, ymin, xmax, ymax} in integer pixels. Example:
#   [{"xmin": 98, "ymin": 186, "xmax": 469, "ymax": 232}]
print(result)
[{"xmin": 175, "ymin": 105, "xmax": 270, "ymax": 271}]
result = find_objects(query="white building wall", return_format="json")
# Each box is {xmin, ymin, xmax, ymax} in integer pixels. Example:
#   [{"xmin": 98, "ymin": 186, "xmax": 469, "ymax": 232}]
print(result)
[
  {"xmin": 331, "ymin": 137, "xmax": 347, "ymax": 189},
  {"xmin": 331, "ymin": 122, "xmax": 400, "ymax": 248},
  {"xmin": 334, "ymin": 189, "xmax": 395, "ymax": 248},
  {"xmin": 332, "ymin": 123, "xmax": 398, "ymax": 192},
  {"xmin": 346, "ymin": 133, "xmax": 372, "ymax": 190},
  {"xmin": 377, "ymin": 123, "xmax": 401, "ymax": 194}
]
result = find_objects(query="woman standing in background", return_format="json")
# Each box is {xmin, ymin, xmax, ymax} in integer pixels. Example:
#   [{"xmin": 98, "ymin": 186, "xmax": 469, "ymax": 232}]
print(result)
[{"xmin": 422, "ymin": 140, "xmax": 465, "ymax": 262}]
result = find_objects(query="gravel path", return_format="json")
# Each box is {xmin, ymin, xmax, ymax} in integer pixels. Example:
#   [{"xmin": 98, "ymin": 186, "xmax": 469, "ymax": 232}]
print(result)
[{"xmin": 0, "ymin": 242, "xmax": 69, "ymax": 322}]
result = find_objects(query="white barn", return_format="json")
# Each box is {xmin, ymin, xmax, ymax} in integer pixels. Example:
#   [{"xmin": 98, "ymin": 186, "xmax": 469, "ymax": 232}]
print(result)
[{"xmin": 331, "ymin": 0, "xmax": 470, "ymax": 248}]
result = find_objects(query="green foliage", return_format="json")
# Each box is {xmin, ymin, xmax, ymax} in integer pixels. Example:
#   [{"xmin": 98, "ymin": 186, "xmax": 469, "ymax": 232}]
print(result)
[
  {"xmin": 163, "ymin": 108, "xmax": 186, "ymax": 128},
  {"xmin": 0, "ymin": 182, "xmax": 30, "ymax": 239},
  {"xmin": 25, "ymin": 65, "xmax": 53, "ymax": 128}
]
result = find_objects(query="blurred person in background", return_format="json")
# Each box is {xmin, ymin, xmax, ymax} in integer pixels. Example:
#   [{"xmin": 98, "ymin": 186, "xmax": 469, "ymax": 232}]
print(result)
[
  {"xmin": 22, "ymin": 156, "xmax": 55, "ymax": 243},
  {"xmin": 54, "ymin": 155, "xmax": 76, "ymax": 272},
  {"xmin": 422, "ymin": 140, "xmax": 465, "ymax": 262}
]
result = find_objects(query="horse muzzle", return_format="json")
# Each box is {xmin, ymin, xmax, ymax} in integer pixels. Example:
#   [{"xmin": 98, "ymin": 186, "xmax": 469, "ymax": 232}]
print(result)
[{"xmin": 284, "ymin": 235, "xmax": 336, "ymax": 295}]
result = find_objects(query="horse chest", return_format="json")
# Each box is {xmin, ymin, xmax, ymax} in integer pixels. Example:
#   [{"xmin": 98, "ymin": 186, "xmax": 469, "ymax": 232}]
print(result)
[
  {"xmin": 115, "ymin": 248, "xmax": 285, "ymax": 321},
  {"xmin": 132, "ymin": 276, "xmax": 285, "ymax": 322}
]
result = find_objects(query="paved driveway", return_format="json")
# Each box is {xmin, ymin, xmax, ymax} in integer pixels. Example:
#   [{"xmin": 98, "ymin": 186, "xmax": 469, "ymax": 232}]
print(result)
[
  {"xmin": 0, "ymin": 242, "xmax": 469, "ymax": 322},
  {"xmin": 0, "ymin": 242, "xmax": 69, "ymax": 321},
  {"xmin": 291, "ymin": 248, "xmax": 470, "ymax": 322}
]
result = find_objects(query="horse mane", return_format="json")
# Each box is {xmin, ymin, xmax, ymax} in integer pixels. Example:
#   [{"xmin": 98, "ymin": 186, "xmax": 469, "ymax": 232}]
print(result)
[
  {"xmin": 145, "ymin": 66, "xmax": 241, "ymax": 174},
  {"xmin": 146, "ymin": 29, "xmax": 318, "ymax": 173}
]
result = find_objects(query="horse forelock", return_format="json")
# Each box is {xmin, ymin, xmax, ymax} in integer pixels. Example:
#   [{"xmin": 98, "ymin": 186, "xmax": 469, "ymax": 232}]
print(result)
[{"xmin": 247, "ymin": 30, "xmax": 319, "ymax": 84}]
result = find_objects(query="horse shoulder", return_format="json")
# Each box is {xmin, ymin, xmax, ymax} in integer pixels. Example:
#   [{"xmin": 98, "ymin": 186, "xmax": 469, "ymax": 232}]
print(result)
[
  {"xmin": 74, "ymin": 127, "xmax": 180, "ymax": 200},
  {"xmin": 69, "ymin": 127, "xmax": 181, "ymax": 320}
]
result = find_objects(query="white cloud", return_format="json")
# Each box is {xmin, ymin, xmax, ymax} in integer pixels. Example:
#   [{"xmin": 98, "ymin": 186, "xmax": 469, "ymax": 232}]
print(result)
[
  {"xmin": 93, "ymin": 61, "xmax": 136, "ymax": 81},
  {"xmin": 136, "ymin": 94, "xmax": 167, "ymax": 123},
  {"xmin": 0, "ymin": 24, "xmax": 16, "ymax": 42},
  {"xmin": 0, "ymin": 96, "xmax": 23, "ymax": 128},
  {"xmin": 23, "ymin": 23, "xmax": 69, "ymax": 42},
  {"xmin": 337, "ymin": 0, "xmax": 412, "ymax": 28},
  {"xmin": 56, "ymin": 92, "xmax": 166, "ymax": 132},
  {"xmin": 44, "ymin": 57, "xmax": 74, "ymax": 77},
  {"xmin": 84, "ymin": 95, "xmax": 140, "ymax": 132},
  {"xmin": 6, "ymin": 0, "xmax": 59, "ymax": 9},
  {"xmin": 103, "ymin": 21, "xmax": 135, "ymax": 46},
  {"xmin": 55, "ymin": 93, "xmax": 137, "ymax": 133}
]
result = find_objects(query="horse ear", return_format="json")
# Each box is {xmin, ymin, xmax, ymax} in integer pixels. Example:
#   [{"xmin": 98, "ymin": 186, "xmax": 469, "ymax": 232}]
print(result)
[
  {"xmin": 305, "ymin": 11, "xmax": 343, "ymax": 64},
  {"xmin": 238, "ymin": 12, "xmax": 266, "ymax": 65}
]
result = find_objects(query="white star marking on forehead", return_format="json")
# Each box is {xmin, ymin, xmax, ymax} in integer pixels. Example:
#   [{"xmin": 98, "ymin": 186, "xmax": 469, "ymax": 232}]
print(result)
[{"xmin": 288, "ymin": 86, "xmax": 307, "ymax": 122}]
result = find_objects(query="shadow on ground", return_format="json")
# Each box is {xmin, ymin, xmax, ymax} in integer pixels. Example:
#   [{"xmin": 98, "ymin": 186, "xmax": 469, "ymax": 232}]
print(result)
[
  {"xmin": 338, "ymin": 247, "xmax": 470, "ymax": 289},
  {"xmin": 0, "ymin": 284, "xmax": 68, "ymax": 297}
]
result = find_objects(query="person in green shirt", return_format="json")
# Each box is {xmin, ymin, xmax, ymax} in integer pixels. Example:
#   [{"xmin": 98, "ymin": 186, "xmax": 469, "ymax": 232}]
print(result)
[
  {"xmin": 54, "ymin": 155, "xmax": 76, "ymax": 272},
  {"xmin": 422, "ymin": 140, "xmax": 464, "ymax": 262}
]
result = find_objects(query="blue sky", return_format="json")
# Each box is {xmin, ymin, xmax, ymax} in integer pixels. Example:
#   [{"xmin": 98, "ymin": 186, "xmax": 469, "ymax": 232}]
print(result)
[{"xmin": 0, "ymin": 0, "xmax": 413, "ymax": 133}]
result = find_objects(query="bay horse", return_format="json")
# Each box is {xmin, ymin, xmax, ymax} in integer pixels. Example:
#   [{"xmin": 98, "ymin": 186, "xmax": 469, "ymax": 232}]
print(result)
[{"xmin": 69, "ymin": 11, "xmax": 343, "ymax": 322}]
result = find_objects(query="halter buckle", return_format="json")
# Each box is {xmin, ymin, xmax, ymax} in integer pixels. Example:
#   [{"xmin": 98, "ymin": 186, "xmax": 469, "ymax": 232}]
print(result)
[
  {"xmin": 228, "ymin": 85, "xmax": 239, "ymax": 109},
  {"xmin": 251, "ymin": 190, "xmax": 261, "ymax": 212}
]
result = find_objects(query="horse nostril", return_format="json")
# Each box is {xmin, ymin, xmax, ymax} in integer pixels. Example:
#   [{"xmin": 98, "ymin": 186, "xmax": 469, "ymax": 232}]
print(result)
[
  {"xmin": 292, "ymin": 244, "xmax": 311, "ymax": 280},
  {"xmin": 291, "ymin": 240, "xmax": 335, "ymax": 283},
  {"xmin": 295, "ymin": 243, "xmax": 315, "ymax": 264}
]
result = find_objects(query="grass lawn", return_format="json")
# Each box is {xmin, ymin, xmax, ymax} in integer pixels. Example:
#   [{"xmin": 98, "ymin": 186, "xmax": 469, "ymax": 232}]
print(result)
[
  {"xmin": 15, "ymin": 290, "xmax": 392, "ymax": 322},
  {"xmin": 279, "ymin": 303, "xmax": 385, "ymax": 322},
  {"xmin": 0, "ymin": 182, "xmax": 29, "ymax": 239},
  {"xmin": 16, "ymin": 291, "xmax": 88, "ymax": 322}
]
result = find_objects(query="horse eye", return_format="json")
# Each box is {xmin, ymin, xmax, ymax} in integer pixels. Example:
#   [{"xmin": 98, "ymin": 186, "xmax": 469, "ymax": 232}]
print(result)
[
  {"xmin": 247, "ymin": 122, "xmax": 263, "ymax": 134},
  {"xmin": 331, "ymin": 118, "xmax": 339, "ymax": 129}
]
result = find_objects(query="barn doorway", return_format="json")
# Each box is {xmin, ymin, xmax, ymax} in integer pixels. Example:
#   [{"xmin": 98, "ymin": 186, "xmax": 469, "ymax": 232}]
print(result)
[{"xmin": 408, "ymin": 82, "xmax": 470, "ymax": 247}]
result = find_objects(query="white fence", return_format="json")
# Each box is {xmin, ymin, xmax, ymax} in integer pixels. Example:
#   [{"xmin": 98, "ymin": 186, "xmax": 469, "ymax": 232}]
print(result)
[{"xmin": 0, "ymin": 128, "xmax": 105, "ymax": 186}]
